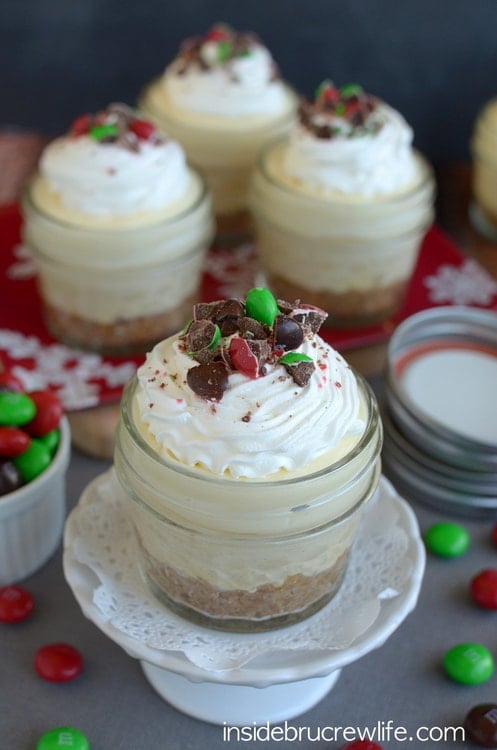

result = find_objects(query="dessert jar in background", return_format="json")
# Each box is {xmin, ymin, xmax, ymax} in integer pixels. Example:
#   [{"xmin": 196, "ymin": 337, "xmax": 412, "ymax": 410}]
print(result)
[
  {"xmin": 139, "ymin": 23, "xmax": 297, "ymax": 241},
  {"xmin": 114, "ymin": 289, "xmax": 383, "ymax": 632},
  {"xmin": 471, "ymin": 97, "xmax": 497, "ymax": 241},
  {"xmin": 22, "ymin": 103, "xmax": 214, "ymax": 356},
  {"xmin": 250, "ymin": 81, "xmax": 436, "ymax": 328}
]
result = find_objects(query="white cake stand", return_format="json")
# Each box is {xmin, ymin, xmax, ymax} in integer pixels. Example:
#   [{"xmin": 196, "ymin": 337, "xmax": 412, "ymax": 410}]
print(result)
[{"xmin": 63, "ymin": 472, "xmax": 425, "ymax": 726}]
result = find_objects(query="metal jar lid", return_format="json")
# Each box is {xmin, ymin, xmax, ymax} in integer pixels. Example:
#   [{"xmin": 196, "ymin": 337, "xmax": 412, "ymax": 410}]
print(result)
[{"xmin": 382, "ymin": 306, "xmax": 497, "ymax": 517}]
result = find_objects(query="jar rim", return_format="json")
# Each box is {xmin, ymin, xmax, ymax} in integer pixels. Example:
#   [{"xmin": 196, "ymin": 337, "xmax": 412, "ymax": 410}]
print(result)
[
  {"xmin": 21, "ymin": 170, "xmax": 211, "ymax": 236},
  {"xmin": 119, "ymin": 370, "xmax": 381, "ymax": 489},
  {"xmin": 255, "ymin": 137, "xmax": 435, "ymax": 209}
]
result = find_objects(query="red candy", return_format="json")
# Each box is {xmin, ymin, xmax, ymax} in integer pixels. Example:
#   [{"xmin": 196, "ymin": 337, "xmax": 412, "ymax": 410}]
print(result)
[
  {"xmin": 0, "ymin": 371, "xmax": 24, "ymax": 392},
  {"xmin": 0, "ymin": 426, "xmax": 31, "ymax": 457},
  {"xmin": 70, "ymin": 113, "xmax": 91, "ymax": 136},
  {"xmin": 341, "ymin": 743, "xmax": 383, "ymax": 750},
  {"xmin": 129, "ymin": 118, "xmax": 156, "ymax": 140},
  {"xmin": 25, "ymin": 390, "xmax": 63, "ymax": 437},
  {"xmin": 206, "ymin": 25, "xmax": 231, "ymax": 42},
  {"xmin": 0, "ymin": 585, "xmax": 34, "ymax": 623},
  {"xmin": 229, "ymin": 337, "xmax": 259, "ymax": 379},
  {"xmin": 35, "ymin": 643, "xmax": 83, "ymax": 682},
  {"xmin": 470, "ymin": 569, "xmax": 497, "ymax": 610}
]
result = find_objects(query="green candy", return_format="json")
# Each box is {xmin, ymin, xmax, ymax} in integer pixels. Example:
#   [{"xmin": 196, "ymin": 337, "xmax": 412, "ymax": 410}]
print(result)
[
  {"xmin": 39, "ymin": 428, "xmax": 61, "ymax": 455},
  {"xmin": 443, "ymin": 643, "xmax": 494, "ymax": 685},
  {"xmin": 245, "ymin": 288, "xmax": 279, "ymax": 326},
  {"xmin": 278, "ymin": 352, "xmax": 313, "ymax": 366},
  {"xmin": 13, "ymin": 439, "xmax": 51, "ymax": 483},
  {"xmin": 36, "ymin": 726, "xmax": 89, "ymax": 750},
  {"xmin": 334, "ymin": 102, "xmax": 346, "ymax": 116},
  {"xmin": 90, "ymin": 123, "xmax": 118, "ymax": 141},
  {"xmin": 340, "ymin": 83, "xmax": 363, "ymax": 98},
  {"xmin": 0, "ymin": 391, "xmax": 36, "ymax": 427},
  {"xmin": 424, "ymin": 522, "xmax": 470, "ymax": 558},
  {"xmin": 217, "ymin": 40, "xmax": 232, "ymax": 63},
  {"xmin": 208, "ymin": 324, "xmax": 221, "ymax": 350}
]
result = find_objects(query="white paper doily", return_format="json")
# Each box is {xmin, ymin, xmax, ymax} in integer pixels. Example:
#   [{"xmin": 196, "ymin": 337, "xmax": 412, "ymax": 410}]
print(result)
[{"xmin": 63, "ymin": 470, "xmax": 425, "ymax": 685}]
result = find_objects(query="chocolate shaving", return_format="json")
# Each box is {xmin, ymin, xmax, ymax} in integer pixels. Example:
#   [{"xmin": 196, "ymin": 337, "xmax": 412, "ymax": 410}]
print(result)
[
  {"xmin": 291, "ymin": 307, "xmax": 328, "ymax": 335},
  {"xmin": 69, "ymin": 102, "xmax": 163, "ymax": 151},
  {"xmin": 298, "ymin": 90, "xmax": 379, "ymax": 140},
  {"xmin": 186, "ymin": 362, "xmax": 229, "ymax": 401},
  {"xmin": 238, "ymin": 316, "xmax": 268, "ymax": 340},
  {"xmin": 283, "ymin": 360, "xmax": 315, "ymax": 387},
  {"xmin": 186, "ymin": 320, "xmax": 217, "ymax": 353},
  {"xmin": 182, "ymin": 290, "xmax": 325, "ymax": 400},
  {"xmin": 246, "ymin": 339, "xmax": 272, "ymax": 372},
  {"xmin": 173, "ymin": 26, "xmax": 272, "ymax": 74}
]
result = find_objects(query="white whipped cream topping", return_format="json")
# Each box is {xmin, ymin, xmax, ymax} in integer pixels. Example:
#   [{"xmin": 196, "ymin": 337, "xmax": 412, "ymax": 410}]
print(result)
[
  {"xmin": 283, "ymin": 104, "xmax": 420, "ymax": 197},
  {"xmin": 39, "ymin": 135, "xmax": 189, "ymax": 216},
  {"xmin": 135, "ymin": 333, "xmax": 364, "ymax": 479},
  {"xmin": 163, "ymin": 45, "xmax": 288, "ymax": 117}
]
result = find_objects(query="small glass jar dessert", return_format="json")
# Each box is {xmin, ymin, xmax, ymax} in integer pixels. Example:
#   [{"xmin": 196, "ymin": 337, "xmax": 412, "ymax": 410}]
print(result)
[
  {"xmin": 250, "ymin": 81, "xmax": 436, "ymax": 328},
  {"xmin": 139, "ymin": 23, "xmax": 297, "ymax": 241},
  {"xmin": 22, "ymin": 103, "xmax": 214, "ymax": 356},
  {"xmin": 471, "ymin": 97, "xmax": 497, "ymax": 241},
  {"xmin": 114, "ymin": 288, "xmax": 383, "ymax": 631}
]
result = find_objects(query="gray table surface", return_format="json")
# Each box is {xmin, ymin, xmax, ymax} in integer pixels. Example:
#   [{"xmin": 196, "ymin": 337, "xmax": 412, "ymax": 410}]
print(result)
[{"xmin": 2, "ymin": 438, "xmax": 496, "ymax": 750}]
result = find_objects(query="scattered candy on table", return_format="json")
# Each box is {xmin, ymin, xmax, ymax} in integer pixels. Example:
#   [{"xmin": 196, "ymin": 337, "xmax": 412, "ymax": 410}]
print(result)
[
  {"xmin": 0, "ymin": 585, "xmax": 34, "ymax": 623},
  {"xmin": 470, "ymin": 569, "xmax": 497, "ymax": 610},
  {"xmin": 443, "ymin": 643, "xmax": 494, "ymax": 685},
  {"xmin": 0, "ymin": 371, "xmax": 63, "ymax": 495},
  {"xmin": 423, "ymin": 521, "xmax": 470, "ymax": 558},
  {"xmin": 464, "ymin": 704, "xmax": 497, "ymax": 748},
  {"xmin": 34, "ymin": 643, "xmax": 83, "ymax": 683},
  {"xmin": 36, "ymin": 726, "xmax": 89, "ymax": 750}
]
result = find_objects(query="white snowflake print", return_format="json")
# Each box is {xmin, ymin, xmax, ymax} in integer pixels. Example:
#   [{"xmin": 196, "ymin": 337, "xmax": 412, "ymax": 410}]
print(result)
[
  {"xmin": 5, "ymin": 243, "xmax": 37, "ymax": 280},
  {"xmin": 204, "ymin": 243, "xmax": 263, "ymax": 297},
  {"xmin": 424, "ymin": 259, "xmax": 497, "ymax": 306},
  {"xmin": 0, "ymin": 329, "xmax": 136, "ymax": 410}
]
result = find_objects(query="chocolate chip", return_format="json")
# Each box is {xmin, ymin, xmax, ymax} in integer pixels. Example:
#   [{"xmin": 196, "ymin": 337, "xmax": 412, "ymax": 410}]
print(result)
[
  {"xmin": 193, "ymin": 301, "xmax": 223, "ymax": 321},
  {"xmin": 274, "ymin": 315, "xmax": 304, "ymax": 350},
  {"xmin": 186, "ymin": 320, "xmax": 218, "ymax": 353},
  {"xmin": 283, "ymin": 360, "xmax": 315, "ymax": 387},
  {"xmin": 292, "ymin": 306, "xmax": 328, "ymax": 335},
  {"xmin": 192, "ymin": 299, "xmax": 243, "ymax": 336},
  {"xmin": 215, "ymin": 299, "xmax": 244, "ymax": 336},
  {"xmin": 276, "ymin": 298, "xmax": 297, "ymax": 316},
  {"xmin": 238, "ymin": 316, "xmax": 268, "ymax": 340},
  {"xmin": 193, "ymin": 348, "xmax": 217, "ymax": 365},
  {"xmin": 246, "ymin": 339, "xmax": 271, "ymax": 369},
  {"xmin": 186, "ymin": 362, "xmax": 229, "ymax": 401}
]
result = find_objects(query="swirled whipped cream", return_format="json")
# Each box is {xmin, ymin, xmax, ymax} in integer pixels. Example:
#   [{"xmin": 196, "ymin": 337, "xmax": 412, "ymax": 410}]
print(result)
[
  {"xmin": 134, "ymin": 289, "xmax": 364, "ymax": 479},
  {"xmin": 34, "ymin": 103, "xmax": 194, "ymax": 222},
  {"xmin": 162, "ymin": 23, "xmax": 290, "ymax": 118},
  {"xmin": 283, "ymin": 81, "xmax": 421, "ymax": 197}
]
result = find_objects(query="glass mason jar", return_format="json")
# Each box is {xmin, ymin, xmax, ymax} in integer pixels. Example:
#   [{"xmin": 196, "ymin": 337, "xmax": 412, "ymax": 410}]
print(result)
[
  {"xmin": 250, "ymin": 140, "xmax": 435, "ymax": 328},
  {"xmin": 22, "ymin": 177, "xmax": 214, "ymax": 356},
  {"xmin": 139, "ymin": 81, "xmax": 297, "ymax": 242},
  {"xmin": 471, "ymin": 98, "xmax": 497, "ymax": 240},
  {"xmin": 114, "ymin": 372, "xmax": 383, "ymax": 632}
]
